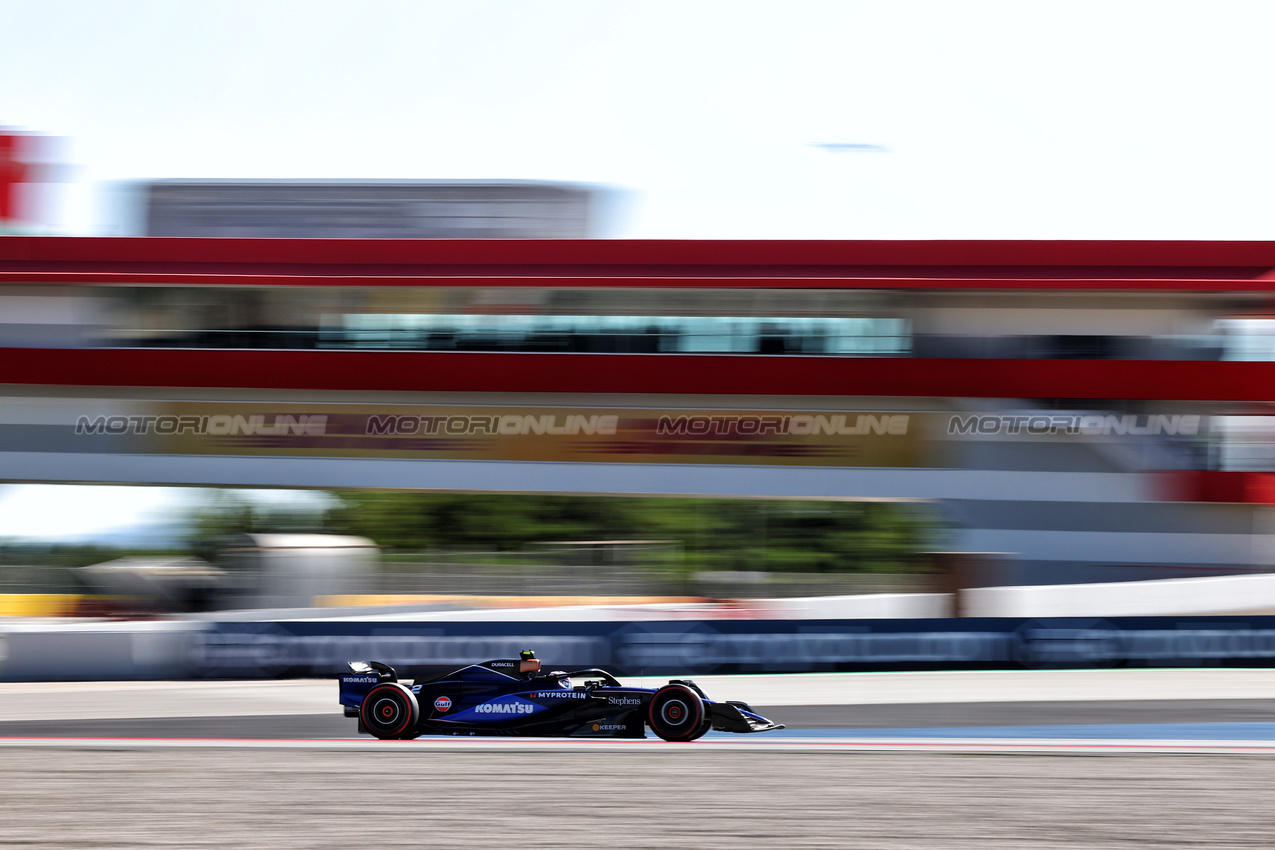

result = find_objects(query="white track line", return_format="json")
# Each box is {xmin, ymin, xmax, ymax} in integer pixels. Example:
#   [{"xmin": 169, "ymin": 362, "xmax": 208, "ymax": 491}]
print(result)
[{"xmin": 2, "ymin": 735, "xmax": 1274, "ymax": 755}]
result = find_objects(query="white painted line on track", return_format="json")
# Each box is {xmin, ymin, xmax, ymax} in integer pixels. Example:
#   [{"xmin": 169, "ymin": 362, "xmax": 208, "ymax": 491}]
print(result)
[{"xmin": 3, "ymin": 735, "xmax": 1275, "ymax": 755}]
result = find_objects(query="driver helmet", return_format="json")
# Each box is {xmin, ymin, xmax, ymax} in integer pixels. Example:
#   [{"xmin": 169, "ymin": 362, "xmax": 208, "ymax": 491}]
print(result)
[{"xmin": 519, "ymin": 649, "xmax": 541, "ymax": 675}]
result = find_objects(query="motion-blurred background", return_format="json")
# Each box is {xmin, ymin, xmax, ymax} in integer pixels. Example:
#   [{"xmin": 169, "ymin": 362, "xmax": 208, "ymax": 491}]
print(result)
[{"xmin": 3, "ymin": 1, "xmax": 1275, "ymax": 679}]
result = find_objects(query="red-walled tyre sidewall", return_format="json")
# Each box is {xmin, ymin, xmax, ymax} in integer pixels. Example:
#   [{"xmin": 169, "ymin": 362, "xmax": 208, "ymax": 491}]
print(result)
[
  {"xmin": 647, "ymin": 685, "xmax": 706, "ymax": 742},
  {"xmin": 360, "ymin": 683, "xmax": 420, "ymax": 740}
]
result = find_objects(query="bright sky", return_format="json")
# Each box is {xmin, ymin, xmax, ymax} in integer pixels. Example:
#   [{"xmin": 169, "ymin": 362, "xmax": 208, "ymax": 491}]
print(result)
[
  {"xmin": 0, "ymin": 486, "xmax": 188, "ymax": 542},
  {"xmin": 2, "ymin": 1, "xmax": 1274, "ymax": 540},
  {"xmin": 4, "ymin": 0, "xmax": 1274, "ymax": 239},
  {"xmin": 0, "ymin": 486, "xmax": 332, "ymax": 544}
]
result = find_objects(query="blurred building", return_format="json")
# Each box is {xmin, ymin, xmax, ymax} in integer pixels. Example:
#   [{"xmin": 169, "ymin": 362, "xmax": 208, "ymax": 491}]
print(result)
[
  {"xmin": 0, "ymin": 129, "xmax": 57, "ymax": 233},
  {"xmin": 4, "ymin": 239, "xmax": 1275, "ymax": 591},
  {"xmin": 141, "ymin": 180, "xmax": 597, "ymax": 238}
]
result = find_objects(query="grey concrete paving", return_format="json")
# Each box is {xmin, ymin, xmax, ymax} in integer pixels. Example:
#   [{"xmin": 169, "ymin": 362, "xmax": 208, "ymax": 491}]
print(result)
[
  {"xmin": 0, "ymin": 748, "xmax": 1271, "ymax": 849},
  {"xmin": 3, "ymin": 670, "xmax": 1272, "ymax": 847}
]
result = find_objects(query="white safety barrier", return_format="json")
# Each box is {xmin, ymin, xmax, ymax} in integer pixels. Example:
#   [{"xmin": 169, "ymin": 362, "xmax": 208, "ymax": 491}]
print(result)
[
  {"xmin": 0, "ymin": 621, "xmax": 198, "ymax": 682},
  {"xmin": 758, "ymin": 593, "xmax": 952, "ymax": 619},
  {"xmin": 965, "ymin": 572, "xmax": 1275, "ymax": 618}
]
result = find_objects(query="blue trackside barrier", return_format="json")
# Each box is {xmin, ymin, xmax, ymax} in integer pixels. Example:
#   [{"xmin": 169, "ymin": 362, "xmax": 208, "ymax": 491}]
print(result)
[
  {"xmin": 9, "ymin": 617, "xmax": 1275, "ymax": 681},
  {"xmin": 189, "ymin": 617, "xmax": 1275, "ymax": 679}
]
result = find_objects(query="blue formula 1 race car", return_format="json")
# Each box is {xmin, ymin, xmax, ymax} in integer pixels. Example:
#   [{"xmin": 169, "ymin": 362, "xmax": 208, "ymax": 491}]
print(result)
[{"xmin": 338, "ymin": 650, "xmax": 783, "ymax": 742}]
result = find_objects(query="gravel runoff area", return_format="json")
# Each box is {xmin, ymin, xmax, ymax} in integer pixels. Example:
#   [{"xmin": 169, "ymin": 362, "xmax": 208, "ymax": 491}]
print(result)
[{"xmin": 2, "ymin": 747, "xmax": 1273, "ymax": 849}]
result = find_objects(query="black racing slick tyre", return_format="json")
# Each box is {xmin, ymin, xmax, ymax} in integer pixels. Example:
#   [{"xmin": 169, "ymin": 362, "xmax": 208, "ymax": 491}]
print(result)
[
  {"xmin": 360, "ymin": 682, "xmax": 420, "ymax": 740},
  {"xmin": 647, "ymin": 684, "xmax": 706, "ymax": 742}
]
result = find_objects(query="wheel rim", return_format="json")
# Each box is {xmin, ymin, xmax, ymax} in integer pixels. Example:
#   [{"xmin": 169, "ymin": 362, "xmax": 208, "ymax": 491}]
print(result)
[
  {"xmin": 362, "ymin": 684, "xmax": 415, "ymax": 738},
  {"xmin": 649, "ymin": 686, "xmax": 703, "ymax": 741},
  {"xmin": 373, "ymin": 697, "xmax": 400, "ymax": 726}
]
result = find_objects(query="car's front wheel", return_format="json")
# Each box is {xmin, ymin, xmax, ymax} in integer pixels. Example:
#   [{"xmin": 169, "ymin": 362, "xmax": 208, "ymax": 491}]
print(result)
[
  {"xmin": 647, "ymin": 684, "xmax": 706, "ymax": 742},
  {"xmin": 360, "ymin": 682, "xmax": 420, "ymax": 740}
]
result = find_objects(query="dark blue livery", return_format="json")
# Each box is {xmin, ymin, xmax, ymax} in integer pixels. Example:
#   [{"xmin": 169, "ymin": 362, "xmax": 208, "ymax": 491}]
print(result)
[{"xmin": 337, "ymin": 652, "xmax": 783, "ymax": 742}]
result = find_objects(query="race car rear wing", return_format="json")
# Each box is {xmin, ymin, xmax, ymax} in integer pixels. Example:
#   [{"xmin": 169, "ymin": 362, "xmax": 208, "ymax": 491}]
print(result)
[
  {"xmin": 339, "ymin": 661, "xmax": 401, "ymax": 716},
  {"xmin": 348, "ymin": 660, "xmax": 398, "ymax": 682}
]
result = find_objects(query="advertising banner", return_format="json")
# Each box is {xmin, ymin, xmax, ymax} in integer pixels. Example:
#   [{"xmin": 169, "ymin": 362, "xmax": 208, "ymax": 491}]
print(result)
[
  {"xmin": 58, "ymin": 403, "xmax": 927, "ymax": 467},
  {"xmin": 191, "ymin": 617, "xmax": 1275, "ymax": 679},
  {"xmin": 9, "ymin": 617, "xmax": 1275, "ymax": 681},
  {"xmin": 0, "ymin": 400, "xmax": 1214, "ymax": 482}
]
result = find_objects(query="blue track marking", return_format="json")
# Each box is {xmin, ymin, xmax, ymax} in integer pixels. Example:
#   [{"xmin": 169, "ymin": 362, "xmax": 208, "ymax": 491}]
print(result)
[{"xmin": 714, "ymin": 723, "xmax": 1275, "ymax": 741}]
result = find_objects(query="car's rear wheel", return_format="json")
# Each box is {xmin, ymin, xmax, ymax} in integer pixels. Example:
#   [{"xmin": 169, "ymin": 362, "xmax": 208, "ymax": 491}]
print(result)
[
  {"xmin": 360, "ymin": 683, "xmax": 420, "ymax": 740},
  {"xmin": 647, "ymin": 684, "xmax": 706, "ymax": 742}
]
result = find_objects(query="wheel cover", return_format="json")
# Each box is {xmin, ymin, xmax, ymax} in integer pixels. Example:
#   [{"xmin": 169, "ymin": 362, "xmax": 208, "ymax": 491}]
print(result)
[
  {"xmin": 661, "ymin": 699, "xmax": 689, "ymax": 726},
  {"xmin": 361, "ymin": 684, "xmax": 416, "ymax": 739},
  {"xmin": 373, "ymin": 697, "xmax": 401, "ymax": 725},
  {"xmin": 649, "ymin": 686, "xmax": 704, "ymax": 741}
]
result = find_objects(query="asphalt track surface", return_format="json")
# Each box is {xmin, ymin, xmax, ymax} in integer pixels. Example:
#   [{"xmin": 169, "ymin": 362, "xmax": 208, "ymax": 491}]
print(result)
[
  {"xmin": 3, "ymin": 674, "xmax": 1274, "ymax": 848},
  {"xmin": 2, "ymin": 698, "xmax": 1275, "ymax": 739}
]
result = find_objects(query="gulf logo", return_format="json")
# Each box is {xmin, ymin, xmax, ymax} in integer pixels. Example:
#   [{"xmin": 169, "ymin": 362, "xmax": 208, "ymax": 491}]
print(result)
[{"xmin": 434, "ymin": 696, "xmax": 452, "ymax": 712}]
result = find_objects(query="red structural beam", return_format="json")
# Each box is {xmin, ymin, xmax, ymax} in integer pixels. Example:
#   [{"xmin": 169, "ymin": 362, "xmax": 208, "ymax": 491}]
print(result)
[
  {"xmin": 4, "ymin": 348, "xmax": 1275, "ymax": 401},
  {"xmin": 6, "ymin": 272, "xmax": 1275, "ymax": 292},
  {"xmin": 1162, "ymin": 471, "xmax": 1275, "ymax": 504},
  {"xmin": 1, "ymin": 237, "xmax": 1274, "ymax": 288}
]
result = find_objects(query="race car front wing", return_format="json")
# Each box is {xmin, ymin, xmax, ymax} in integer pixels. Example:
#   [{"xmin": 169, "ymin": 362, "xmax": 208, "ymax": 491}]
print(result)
[{"xmin": 707, "ymin": 700, "xmax": 785, "ymax": 734}]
